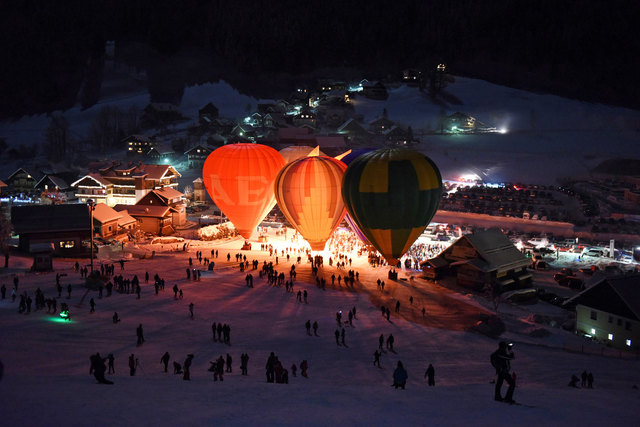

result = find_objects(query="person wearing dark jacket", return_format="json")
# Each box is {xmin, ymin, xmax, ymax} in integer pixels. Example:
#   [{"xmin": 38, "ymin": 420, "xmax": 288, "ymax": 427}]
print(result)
[
  {"xmin": 425, "ymin": 363, "xmax": 435, "ymax": 386},
  {"xmin": 393, "ymin": 361, "xmax": 408, "ymax": 389},
  {"xmin": 493, "ymin": 342, "xmax": 515, "ymax": 403},
  {"xmin": 161, "ymin": 352, "xmax": 170, "ymax": 373}
]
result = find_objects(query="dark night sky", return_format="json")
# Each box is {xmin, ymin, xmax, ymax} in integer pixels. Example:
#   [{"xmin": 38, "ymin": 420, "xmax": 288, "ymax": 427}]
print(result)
[{"xmin": 0, "ymin": 0, "xmax": 639, "ymax": 118}]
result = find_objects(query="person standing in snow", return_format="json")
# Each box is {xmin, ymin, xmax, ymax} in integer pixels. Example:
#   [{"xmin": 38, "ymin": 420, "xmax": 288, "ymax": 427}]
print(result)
[
  {"xmin": 392, "ymin": 361, "xmax": 408, "ymax": 389},
  {"xmin": 161, "ymin": 352, "xmax": 170, "ymax": 373},
  {"xmin": 425, "ymin": 363, "xmax": 435, "ymax": 386},
  {"xmin": 136, "ymin": 324, "xmax": 144, "ymax": 345},
  {"xmin": 492, "ymin": 342, "xmax": 515, "ymax": 403},
  {"xmin": 374, "ymin": 350, "xmax": 381, "ymax": 367},
  {"xmin": 183, "ymin": 354, "xmax": 194, "ymax": 380},
  {"xmin": 107, "ymin": 354, "xmax": 115, "ymax": 374},
  {"xmin": 312, "ymin": 321, "xmax": 319, "ymax": 336},
  {"xmin": 266, "ymin": 352, "xmax": 276, "ymax": 383}
]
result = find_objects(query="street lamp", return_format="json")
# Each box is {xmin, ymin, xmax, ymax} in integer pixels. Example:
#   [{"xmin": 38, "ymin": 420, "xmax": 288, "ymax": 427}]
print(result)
[{"xmin": 88, "ymin": 199, "xmax": 96, "ymax": 273}]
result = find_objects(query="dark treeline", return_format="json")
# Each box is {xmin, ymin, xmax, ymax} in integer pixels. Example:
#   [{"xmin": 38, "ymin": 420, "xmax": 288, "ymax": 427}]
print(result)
[{"xmin": 1, "ymin": 0, "xmax": 638, "ymax": 118}]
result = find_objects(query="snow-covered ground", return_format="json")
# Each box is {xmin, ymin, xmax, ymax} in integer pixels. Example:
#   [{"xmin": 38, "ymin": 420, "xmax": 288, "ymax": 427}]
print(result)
[{"xmin": 1, "ymin": 228, "xmax": 639, "ymax": 426}]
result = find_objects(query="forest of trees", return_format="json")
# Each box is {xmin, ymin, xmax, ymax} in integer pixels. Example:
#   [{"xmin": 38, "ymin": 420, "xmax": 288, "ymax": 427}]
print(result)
[{"xmin": 1, "ymin": 0, "xmax": 638, "ymax": 118}]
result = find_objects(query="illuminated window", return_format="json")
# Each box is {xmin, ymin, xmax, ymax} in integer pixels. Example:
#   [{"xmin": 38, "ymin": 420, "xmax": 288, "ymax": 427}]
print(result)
[
  {"xmin": 590, "ymin": 311, "xmax": 597, "ymax": 320},
  {"xmin": 590, "ymin": 328, "xmax": 596, "ymax": 335},
  {"xmin": 59, "ymin": 241, "xmax": 75, "ymax": 249},
  {"xmin": 608, "ymin": 333, "xmax": 613, "ymax": 340},
  {"xmin": 627, "ymin": 339, "xmax": 632, "ymax": 347}
]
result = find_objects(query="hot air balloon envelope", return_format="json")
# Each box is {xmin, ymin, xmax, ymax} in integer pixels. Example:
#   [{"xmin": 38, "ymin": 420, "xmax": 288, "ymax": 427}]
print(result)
[
  {"xmin": 202, "ymin": 143, "xmax": 285, "ymax": 239},
  {"xmin": 342, "ymin": 148, "xmax": 442, "ymax": 264},
  {"xmin": 275, "ymin": 156, "xmax": 347, "ymax": 251}
]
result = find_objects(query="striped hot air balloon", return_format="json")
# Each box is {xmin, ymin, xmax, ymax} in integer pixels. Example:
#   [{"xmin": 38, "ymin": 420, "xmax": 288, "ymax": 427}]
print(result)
[
  {"xmin": 274, "ymin": 156, "xmax": 347, "ymax": 251},
  {"xmin": 202, "ymin": 143, "xmax": 285, "ymax": 239},
  {"xmin": 342, "ymin": 148, "xmax": 442, "ymax": 264}
]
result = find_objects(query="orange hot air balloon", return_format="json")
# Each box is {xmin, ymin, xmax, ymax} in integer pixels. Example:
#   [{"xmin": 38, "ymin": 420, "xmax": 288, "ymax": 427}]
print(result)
[
  {"xmin": 202, "ymin": 143, "xmax": 285, "ymax": 239},
  {"xmin": 274, "ymin": 156, "xmax": 347, "ymax": 251}
]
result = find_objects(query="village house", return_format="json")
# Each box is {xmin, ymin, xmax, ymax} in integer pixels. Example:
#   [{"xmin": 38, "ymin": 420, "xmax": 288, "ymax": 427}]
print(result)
[
  {"xmin": 135, "ymin": 187, "xmax": 186, "ymax": 227},
  {"xmin": 123, "ymin": 134, "xmax": 154, "ymax": 156},
  {"xmin": 3, "ymin": 168, "xmax": 38, "ymax": 196},
  {"xmin": 368, "ymin": 116, "xmax": 395, "ymax": 134},
  {"xmin": 0, "ymin": 179, "xmax": 6, "ymax": 195},
  {"xmin": 361, "ymin": 81, "xmax": 389, "ymax": 100},
  {"xmin": 566, "ymin": 273, "xmax": 640, "ymax": 350},
  {"xmin": 71, "ymin": 162, "xmax": 181, "ymax": 207},
  {"xmin": 91, "ymin": 203, "xmax": 137, "ymax": 239},
  {"xmin": 114, "ymin": 204, "xmax": 174, "ymax": 236},
  {"xmin": 192, "ymin": 177, "xmax": 208, "ymax": 203},
  {"xmin": 292, "ymin": 107, "xmax": 316, "ymax": 128},
  {"xmin": 34, "ymin": 174, "xmax": 72, "ymax": 204},
  {"xmin": 11, "ymin": 204, "xmax": 91, "ymax": 257},
  {"xmin": 337, "ymin": 118, "xmax": 370, "ymax": 141},
  {"xmin": 421, "ymin": 228, "xmax": 531, "ymax": 292},
  {"xmin": 184, "ymin": 145, "xmax": 212, "ymax": 169}
]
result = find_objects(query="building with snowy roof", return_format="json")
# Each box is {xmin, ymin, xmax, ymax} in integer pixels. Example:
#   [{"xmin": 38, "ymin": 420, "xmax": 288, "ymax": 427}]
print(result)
[
  {"xmin": 71, "ymin": 162, "xmax": 181, "ymax": 207},
  {"xmin": 565, "ymin": 273, "xmax": 640, "ymax": 350},
  {"xmin": 421, "ymin": 227, "xmax": 531, "ymax": 291}
]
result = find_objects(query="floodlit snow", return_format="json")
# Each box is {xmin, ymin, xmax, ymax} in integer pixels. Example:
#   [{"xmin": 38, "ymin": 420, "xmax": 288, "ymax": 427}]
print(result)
[{"xmin": 1, "ymin": 228, "xmax": 639, "ymax": 426}]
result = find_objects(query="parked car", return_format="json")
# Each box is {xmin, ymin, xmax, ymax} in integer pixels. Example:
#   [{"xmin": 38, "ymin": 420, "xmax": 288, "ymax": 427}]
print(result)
[{"xmin": 558, "ymin": 276, "xmax": 584, "ymax": 290}]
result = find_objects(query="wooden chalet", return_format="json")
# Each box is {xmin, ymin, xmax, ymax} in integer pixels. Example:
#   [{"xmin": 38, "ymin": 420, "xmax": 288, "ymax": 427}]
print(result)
[
  {"xmin": 136, "ymin": 187, "xmax": 186, "ymax": 226},
  {"xmin": 114, "ymin": 204, "xmax": 174, "ymax": 236},
  {"xmin": 92, "ymin": 203, "xmax": 137, "ymax": 239},
  {"xmin": 11, "ymin": 204, "xmax": 91, "ymax": 256},
  {"xmin": 4, "ymin": 168, "xmax": 38, "ymax": 195},
  {"xmin": 421, "ymin": 228, "xmax": 531, "ymax": 291},
  {"xmin": 184, "ymin": 145, "xmax": 212, "ymax": 169}
]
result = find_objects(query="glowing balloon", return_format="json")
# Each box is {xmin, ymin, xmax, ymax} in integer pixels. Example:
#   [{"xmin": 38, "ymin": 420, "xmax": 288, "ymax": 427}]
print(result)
[
  {"xmin": 342, "ymin": 148, "xmax": 443, "ymax": 264},
  {"xmin": 274, "ymin": 156, "xmax": 347, "ymax": 251},
  {"xmin": 202, "ymin": 143, "xmax": 285, "ymax": 239},
  {"xmin": 340, "ymin": 148, "xmax": 375, "ymax": 245},
  {"xmin": 279, "ymin": 146, "xmax": 326, "ymax": 164}
]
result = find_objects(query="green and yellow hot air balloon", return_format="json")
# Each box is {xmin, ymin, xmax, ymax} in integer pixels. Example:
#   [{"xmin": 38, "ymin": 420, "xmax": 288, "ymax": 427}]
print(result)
[{"xmin": 342, "ymin": 148, "xmax": 442, "ymax": 265}]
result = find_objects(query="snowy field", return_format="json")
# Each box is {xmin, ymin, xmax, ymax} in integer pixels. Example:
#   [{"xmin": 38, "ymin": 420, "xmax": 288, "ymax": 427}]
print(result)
[{"xmin": 1, "ymin": 228, "xmax": 639, "ymax": 427}]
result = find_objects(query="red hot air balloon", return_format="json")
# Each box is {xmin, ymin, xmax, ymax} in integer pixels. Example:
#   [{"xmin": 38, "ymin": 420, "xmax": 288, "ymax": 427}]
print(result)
[
  {"xmin": 274, "ymin": 156, "xmax": 347, "ymax": 251},
  {"xmin": 202, "ymin": 143, "xmax": 285, "ymax": 239}
]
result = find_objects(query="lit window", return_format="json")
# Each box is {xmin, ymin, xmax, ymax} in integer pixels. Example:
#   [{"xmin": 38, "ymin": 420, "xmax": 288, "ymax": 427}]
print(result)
[
  {"xmin": 608, "ymin": 333, "xmax": 613, "ymax": 340},
  {"xmin": 590, "ymin": 328, "xmax": 596, "ymax": 335},
  {"xmin": 627, "ymin": 339, "xmax": 632, "ymax": 347}
]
